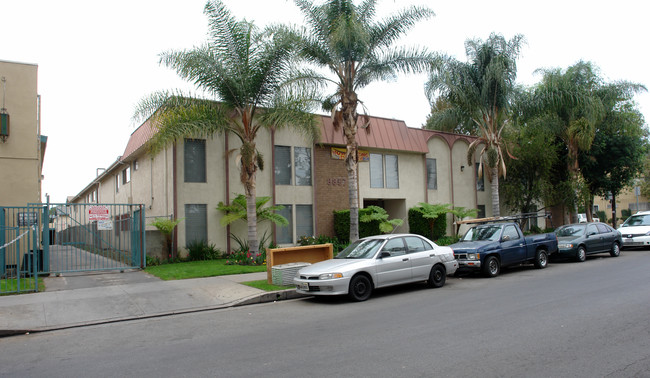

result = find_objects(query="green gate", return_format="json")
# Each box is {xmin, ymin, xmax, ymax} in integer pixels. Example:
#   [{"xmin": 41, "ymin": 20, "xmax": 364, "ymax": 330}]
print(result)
[{"xmin": 1, "ymin": 203, "xmax": 146, "ymax": 294}]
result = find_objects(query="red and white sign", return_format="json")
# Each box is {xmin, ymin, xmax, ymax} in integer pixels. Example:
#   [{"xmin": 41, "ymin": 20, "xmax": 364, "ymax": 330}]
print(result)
[{"xmin": 89, "ymin": 206, "xmax": 110, "ymax": 221}]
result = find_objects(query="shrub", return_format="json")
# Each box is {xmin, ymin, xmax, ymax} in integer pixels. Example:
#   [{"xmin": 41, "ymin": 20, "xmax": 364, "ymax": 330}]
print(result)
[
  {"xmin": 297, "ymin": 235, "xmax": 348, "ymax": 254},
  {"xmin": 407, "ymin": 207, "xmax": 447, "ymax": 240},
  {"xmin": 186, "ymin": 240, "xmax": 223, "ymax": 261},
  {"xmin": 333, "ymin": 208, "xmax": 381, "ymax": 242},
  {"xmin": 435, "ymin": 235, "xmax": 460, "ymax": 246},
  {"xmin": 225, "ymin": 248, "xmax": 266, "ymax": 266},
  {"xmin": 146, "ymin": 255, "xmax": 161, "ymax": 266}
]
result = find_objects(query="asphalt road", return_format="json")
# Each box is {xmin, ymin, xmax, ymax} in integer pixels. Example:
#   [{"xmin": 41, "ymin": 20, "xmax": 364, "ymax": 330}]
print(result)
[{"xmin": 1, "ymin": 251, "xmax": 649, "ymax": 378}]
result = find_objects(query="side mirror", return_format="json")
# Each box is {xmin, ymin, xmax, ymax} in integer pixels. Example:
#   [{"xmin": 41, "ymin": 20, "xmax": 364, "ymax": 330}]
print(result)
[{"xmin": 379, "ymin": 251, "xmax": 391, "ymax": 259}]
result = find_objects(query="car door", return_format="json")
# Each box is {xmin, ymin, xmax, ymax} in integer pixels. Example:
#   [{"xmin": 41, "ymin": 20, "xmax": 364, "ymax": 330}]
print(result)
[
  {"xmin": 500, "ymin": 225, "xmax": 527, "ymax": 265},
  {"xmin": 374, "ymin": 237, "xmax": 412, "ymax": 287},
  {"xmin": 596, "ymin": 223, "xmax": 616, "ymax": 252},
  {"xmin": 584, "ymin": 224, "xmax": 602, "ymax": 253},
  {"xmin": 404, "ymin": 236, "xmax": 436, "ymax": 281}
]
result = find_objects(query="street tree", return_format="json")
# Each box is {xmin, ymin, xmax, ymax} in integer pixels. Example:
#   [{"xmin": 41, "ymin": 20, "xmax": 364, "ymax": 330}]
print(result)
[
  {"xmin": 580, "ymin": 99, "xmax": 647, "ymax": 227},
  {"xmin": 134, "ymin": 0, "xmax": 320, "ymax": 257},
  {"xmin": 291, "ymin": 0, "xmax": 434, "ymax": 242},
  {"xmin": 426, "ymin": 33, "xmax": 525, "ymax": 217}
]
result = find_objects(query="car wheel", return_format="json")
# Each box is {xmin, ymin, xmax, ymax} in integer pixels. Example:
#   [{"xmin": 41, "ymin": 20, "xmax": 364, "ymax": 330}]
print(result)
[
  {"xmin": 348, "ymin": 274, "xmax": 372, "ymax": 302},
  {"xmin": 610, "ymin": 242, "xmax": 621, "ymax": 257},
  {"xmin": 534, "ymin": 249, "xmax": 548, "ymax": 269},
  {"xmin": 576, "ymin": 246, "xmax": 586, "ymax": 262},
  {"xmin": 427, "ymin": 264, "xmax": 446, "ymax": 288},
  {"xmin": 482, "ymin": 256, "xmax": 500, "ymax": 278}
]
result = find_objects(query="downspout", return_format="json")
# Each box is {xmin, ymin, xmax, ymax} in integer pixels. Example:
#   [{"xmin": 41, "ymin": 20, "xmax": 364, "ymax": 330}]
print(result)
[
  {"xmin": 172, "ymin": 142, "xmax": 178, "ymax": 259},
  {"xmin": 423, "ymin": 154, "xmax": 428, "ymax": 203},
  {"xmin": 270, "ymin": 128, "xmax": 276, "ymax": 245},
  {"xmin": 448, "ymin": 141, "xmax": 456, "ymax": 234},
  {"xmin": 225, "ymin": 132, "xmax": 231, "ymax": 254}
]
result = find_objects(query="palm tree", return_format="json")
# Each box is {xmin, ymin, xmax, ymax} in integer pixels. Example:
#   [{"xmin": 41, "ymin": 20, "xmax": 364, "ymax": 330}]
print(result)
[
  {"xmin": 426, "ymin": 33, "xmax": 525, "ymax": 217},
  {"xmin": 291, "ymin": 0, "xmax": 434, "ymax": 242},
  {"xmin": 134, "ymin": 0, "xmax": 320, "ymax": 257}
]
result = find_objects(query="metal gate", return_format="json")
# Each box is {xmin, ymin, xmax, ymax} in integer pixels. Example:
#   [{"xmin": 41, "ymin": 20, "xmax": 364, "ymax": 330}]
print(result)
[{"xmin": 1, "ymin": 203, "xmax": 146, "ymax": 294}]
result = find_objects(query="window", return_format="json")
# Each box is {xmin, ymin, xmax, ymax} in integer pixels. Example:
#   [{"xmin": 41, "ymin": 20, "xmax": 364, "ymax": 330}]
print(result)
[
  {"xmin": 294, "ymin": 147, "xmax": 312, "ymax": 186},
  {"xmin": 275, "ymin": 205, "xmax": 293, "ymax": 244},
  {"xmin": 275, "ymin": 146, "xmax": 312, "ymax": 186},
  {"xmin": 184, "ymin": 139, "xmax": 206, "ymax": 183},
  {"xmin": 185, "ymin": 204, "xmax": 207, "ymax": 244},
  {"xmin": 295, "ymin": 205, "xmax": 313, "ymax": 239},
  {"xmin": 502, "ymin": 225, "xmax": 520, "ymax": 240},
  {"xmin": 370, "ymin": 153, "xmax": 384, "ymax": 188},
  {"xmin": 476, "ymin": 163, "xmax": 484, "ymax": 191},
  {"xmin": 370, "ymin": 153, "xmax": 399, "ymax": 188},
  {"xmin": 274, "ymin": 146, "xmax": 292, "ymax": 185},
  {"xmin": 405, "ymin": 236, "xmax": 427, "ymax": 253},
  {"xmin": 381, "ymin": 238, "xmax": 406, "ymax": 256},
  {"xmin": 133, "ymin": 159, "xmax": 139, "ymax": 171},
  {"xmin": 426, "ymin": 158, "xmax": 437, "ymax": 190},
  {"xmin": 115, "ymin": 174, "xmax": 120, "ymax": 192},
  {"xmin": 586, "ymin": 224, "xmax": 598, "ymax": 235},
  {"xmin": 122, "ymin": 166, "xmax": 131, "ymax": 184}
]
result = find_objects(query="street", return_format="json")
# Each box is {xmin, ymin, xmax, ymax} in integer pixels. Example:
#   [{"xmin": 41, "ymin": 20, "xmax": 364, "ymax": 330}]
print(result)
[{"xmin": 1, "ymin": 251, "xmax": 649, "ymax": 378}]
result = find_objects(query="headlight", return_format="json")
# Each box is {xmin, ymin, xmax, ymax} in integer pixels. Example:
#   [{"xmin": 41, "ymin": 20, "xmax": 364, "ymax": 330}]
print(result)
[
  {"xmin": 559, "ymin": 243, "xmax": 573, "ymax": 249},
  {"xmin": 319, "ymin": 273, "xmax": 343, "ymax": 280},
  {"xmin": 467, "ymin": 253, "xmax": 477, "ymax": 260}
]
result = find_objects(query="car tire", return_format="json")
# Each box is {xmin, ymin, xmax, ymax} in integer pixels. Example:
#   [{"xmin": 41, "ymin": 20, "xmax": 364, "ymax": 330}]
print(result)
[
  {"xmin": 427, "ymin": 264, "xmax": 446, "ymax": 288},
  {"xmin": 348, "ymin": 274, "xmax": 372, "ymax": 302},
  {"xmin": 576, "ymin": 246, "xmax": 586, "ymax": 262},
  {"xmin": 482, "ymin": 256, "xmax": 500, "ymax": 278},
  {"xmin": 534, "ymin": 249, "xmax": 548, "ymax": 269},
  {"xmin": 610, "ymin": 242, "xmax": 621, "ymax": 257}
]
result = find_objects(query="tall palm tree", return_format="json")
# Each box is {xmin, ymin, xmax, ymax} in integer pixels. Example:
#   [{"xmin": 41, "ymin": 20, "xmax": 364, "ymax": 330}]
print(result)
[
  {"xmin": 426, "ymin": 33, "xmax": 525, "ymax": 217},
  {"xmin": 134, "ymin": 0, "xmax": 320, "ymax": 257},
  {"xmin": 291, "ymin": 0, "xmax": 434, "ymax": 242}
]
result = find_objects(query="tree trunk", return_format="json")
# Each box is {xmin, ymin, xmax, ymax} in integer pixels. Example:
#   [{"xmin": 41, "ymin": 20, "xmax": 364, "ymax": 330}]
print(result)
[
  {"xmin": 341, "ymin": 91, "xmax": 360, "ymax": 242},
  {"xmin": 585, "ymin": 196, "xmax": 594, "ymax": 222},
  {"xmin": 242, "ymin": 139, "xmax": 259, "ymax": 257},
  {"xmin": 491, "ymin": 169, "xmax": 500, "ymax": 217}
]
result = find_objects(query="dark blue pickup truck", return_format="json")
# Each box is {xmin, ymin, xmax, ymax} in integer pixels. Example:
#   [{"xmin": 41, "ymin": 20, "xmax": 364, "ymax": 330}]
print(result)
[{"xmin": 449, "ymin": 222, "xmax": 558, "ymax": 277}]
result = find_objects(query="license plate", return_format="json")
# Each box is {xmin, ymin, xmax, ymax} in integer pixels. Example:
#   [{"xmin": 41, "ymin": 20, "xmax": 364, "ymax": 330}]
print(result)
[{"xmin": 300, "ymin": 282, "xmax": 309, "ymax": 291}]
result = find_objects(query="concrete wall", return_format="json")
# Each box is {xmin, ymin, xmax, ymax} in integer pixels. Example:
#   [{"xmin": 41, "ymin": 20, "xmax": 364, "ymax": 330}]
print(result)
[{"xmin": 0, "ymin": 60, "xmax": 42, "ymax": 205}]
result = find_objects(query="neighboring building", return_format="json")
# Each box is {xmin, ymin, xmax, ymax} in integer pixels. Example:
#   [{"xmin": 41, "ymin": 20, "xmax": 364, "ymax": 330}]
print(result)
[
  {"xmin": 594, "ymin": 185, "xmax": 650, "ymax": 224},
  {"xmin": 0, "ymin": 60, "xmax": 47, "ymax": 206},
  {"xmin": 71, "ymin": 112, "xmax": 502, "ymax": 257}
]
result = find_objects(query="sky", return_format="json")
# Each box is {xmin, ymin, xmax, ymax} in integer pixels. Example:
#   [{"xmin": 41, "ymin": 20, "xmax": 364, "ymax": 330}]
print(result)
[{"xmin": 2, "ymin": 0, "xmax": 649, "ymax": 203}]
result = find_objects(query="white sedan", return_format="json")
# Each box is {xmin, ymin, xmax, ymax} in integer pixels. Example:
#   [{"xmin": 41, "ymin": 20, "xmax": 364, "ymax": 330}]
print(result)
[{"xmin": 294, "ymin": 234, "xmax": 458, "ymax": 301}]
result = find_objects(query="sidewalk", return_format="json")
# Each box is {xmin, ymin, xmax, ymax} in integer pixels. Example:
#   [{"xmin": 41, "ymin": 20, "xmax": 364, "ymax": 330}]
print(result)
[{"xmin": 0, "ymin": 271, "xmax": 306, "ymax": 336}]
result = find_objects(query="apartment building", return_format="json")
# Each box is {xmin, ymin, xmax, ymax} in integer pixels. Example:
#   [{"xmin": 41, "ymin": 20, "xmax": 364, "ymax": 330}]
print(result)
[{"xmin": 71, "ymin": 112, "xmax": 493, "ymax": 256}]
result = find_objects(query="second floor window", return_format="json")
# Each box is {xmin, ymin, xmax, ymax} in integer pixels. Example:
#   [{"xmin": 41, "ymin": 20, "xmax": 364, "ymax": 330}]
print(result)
[
  {"xmin": 426, "ymin": 158, "xmax": 437, "ymax": 190},
  {"xmin": 476, "ymin": 163, "xmax": 484, "ymax": 191},
  {"xmin": 185, "ymin": 139, "xmax": 206, "ymax": 183},
  {"xmin": 274, "ymin": 146, "xmax": 312, "ymax": 186},
  {"xmin": 370, "ymin": 153, "xmax": 399, "ymax": 189}
]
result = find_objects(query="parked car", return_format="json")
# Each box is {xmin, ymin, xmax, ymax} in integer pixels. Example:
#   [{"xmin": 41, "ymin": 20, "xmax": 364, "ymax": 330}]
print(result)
[
  {"xmin": 293, "ymin": 234, "xmax": 458, "ymax": 301},
  {"xmin": 449, "ymin": 222, "xmax": 558, "ymax": 277},
  {"xmin": 555, "ymin": 222, "xmax": 622, "ymax": 262},
  {"xmin": 577, "ymin": 213, "xmax": 599, "ymax": 223},
  {"xmin": 618, "ymin": 211, "xmax": 650, "ymax": 249}
]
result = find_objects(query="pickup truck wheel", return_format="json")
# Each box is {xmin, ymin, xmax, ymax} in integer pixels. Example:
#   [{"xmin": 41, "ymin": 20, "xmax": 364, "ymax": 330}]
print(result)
[
  {"xmin": 610, "ymin": 242, "xmax": 621, "ymax": 257},
  {"xmin": 428, "ymin": 264, "xmax": 446, "ymax": 288},
  {"xmin": 348, "ymin": 274, "xmax": 372, "ymax": 302},
  {"xmin": 534, "ymin": 250, "xmax": 548, "ymax": 269},
  {"xmin": 482, "ymin": 256, "xmax": 500, "ymax": 277},
  {"xmin": 576, "ymin": 246, "xmax": 587, "ymax": 262}
]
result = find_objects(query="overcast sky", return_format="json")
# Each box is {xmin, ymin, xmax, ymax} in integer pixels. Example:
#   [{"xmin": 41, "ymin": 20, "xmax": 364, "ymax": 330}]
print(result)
[{"xmin": 3, "ymin": 0, "xmax": 649, "ymax": 203}]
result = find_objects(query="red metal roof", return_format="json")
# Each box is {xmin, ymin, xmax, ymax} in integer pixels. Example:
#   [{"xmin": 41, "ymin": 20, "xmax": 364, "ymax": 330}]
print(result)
[
  {"xmin": 317, "ymin": 114, "xmax": 430, "ymax": 153},
  {"xmin": 121, "ymin": 119, "xmax": 157, "ymax": 161}
]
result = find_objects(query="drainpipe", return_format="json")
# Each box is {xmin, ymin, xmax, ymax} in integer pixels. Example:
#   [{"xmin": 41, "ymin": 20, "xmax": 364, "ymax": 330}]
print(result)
[
  {"xmin": 225, "ymin": 133, "xmax": 231, "ymax": 254},
  {"xmin": 172, "ymin": 142, "xmax": 178, "ymax": 259}
]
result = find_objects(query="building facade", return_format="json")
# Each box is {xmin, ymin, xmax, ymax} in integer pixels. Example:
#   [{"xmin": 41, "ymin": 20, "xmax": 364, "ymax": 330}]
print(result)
[
  {"xmin": 71, "ymin": 113, "xmax": 497, "ymax": 257},
  {"xmin": 0, "ymin": 60, "xmax": 47, "ymax": 206}
]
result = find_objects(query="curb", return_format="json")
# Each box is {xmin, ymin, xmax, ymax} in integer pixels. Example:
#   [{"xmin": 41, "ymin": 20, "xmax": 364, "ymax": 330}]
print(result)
[{"xmin": 0, "ymin": 289, "xmax": 311, "ymax": 337}]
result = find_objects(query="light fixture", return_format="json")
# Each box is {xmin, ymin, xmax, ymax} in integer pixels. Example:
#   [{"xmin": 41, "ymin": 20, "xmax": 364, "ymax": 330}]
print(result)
[
  {"xmin": 0, "ymin": 77, "xmax": 9, "ymax": 143},
  {"xmin": 460, "ymin": 165, "xmax": 465, "ymax": 172}
]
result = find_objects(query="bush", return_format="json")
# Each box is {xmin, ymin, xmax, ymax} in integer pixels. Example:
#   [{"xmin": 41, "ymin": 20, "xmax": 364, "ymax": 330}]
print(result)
[
  {"xmin": 146, "ymin": 255, "xmax": 162, "ymax": 266},
  {"xmin": 435, "ymin": 235, "xmax": 460, "ymax": 246},
  {"xmin": 297, "ymin": 235, "xmax": 348, "ymax": 254},
  {"xmin": 407, "ymin": 207, "xmax": 447, "ymax": 240},
  {"xmin": 333, "ymin": 208, "xmax": 381, "ymax": 242},
  {"xmin": 186, "ymin": 240, "xmax": 223, "ymax": 261},
  {"xmin": 225, "ymin": 248, "xmax": 266, "ymax": 266}
]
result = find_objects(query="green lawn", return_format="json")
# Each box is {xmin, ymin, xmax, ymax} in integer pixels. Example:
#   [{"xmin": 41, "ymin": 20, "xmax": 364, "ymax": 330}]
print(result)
[
  {"xmin": 145, "ymin": 259, "xmax": 266, "ymax": 281},
  {"xmin": 1, "ymin": 276, "xmax": 44, "ymax": 295},
  {"xmin": 241, "ymin": 280, "xmax": 293, "ymax": 291}
]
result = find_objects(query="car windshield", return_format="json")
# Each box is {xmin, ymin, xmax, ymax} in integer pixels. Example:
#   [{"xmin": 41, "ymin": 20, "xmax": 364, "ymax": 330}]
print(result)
[
  {"xmin": 622, "ymin": 214, "xmax": 650, "ymax": 227},
  {"xmin": 461, "ymin": 225, "xmax": 502, "ymax": 241},
  {"xmin": 556, "ymin": 225, "xmax": 585, "ymax": 237},
  {"xmin": 335, "ymin": 239, "xmax": 383, "ymax": 259}
]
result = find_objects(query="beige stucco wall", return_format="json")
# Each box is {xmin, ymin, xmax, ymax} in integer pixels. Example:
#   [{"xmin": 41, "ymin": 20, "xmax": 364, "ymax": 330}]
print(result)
[{"xmin": 0, "ymin": 60, "xmax": 42, "ymax": 205}]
